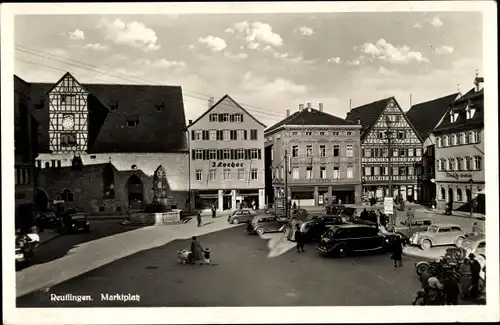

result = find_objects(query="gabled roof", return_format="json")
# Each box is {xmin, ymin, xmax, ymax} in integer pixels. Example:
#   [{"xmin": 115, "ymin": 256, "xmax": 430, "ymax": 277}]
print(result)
[
  {"xmin": 432, "ymin": 88, "xmax": 484, "ymax": 134},
  {"xmin": 186, "ymin": 94, "xmax": 266, "ymax": 129},
  {"xmin": 406, "ymin": 92, "xmax": 460, "ymax": 140},
  {"xmin": 265, "ymin": 107, "xmax": 356, "ymax": 134},
  {"xmin": 345, "ymin": 97, "xmax": 393, "ymax": 140},
  {"xmin": 21, "ymin": 73, "xmax": 187, "ymax": 154}
]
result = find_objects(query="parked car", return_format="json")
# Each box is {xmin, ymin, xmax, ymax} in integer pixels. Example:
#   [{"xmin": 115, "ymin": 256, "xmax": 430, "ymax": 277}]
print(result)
[
  {"xmin": 290, "ymin": 208, "xmax": 309, "ymax": 222},
  {"xmin": 252, "ymin": 215, "xmax": 288, "ymax": 235},
  {"xmin": 283, "ymin": 215, "xmax": 349, "ymax": 242},
  {"xmin": 227, "ymin": 209, "xmax": 255, "ymax": 224},
  {"xmin": 408, "ymin": 223, "xmax": 466, "ymax": 250},
  {"xmin": 460, "ymin": 233, "xmax": 485, "ymax": 259},
  {"xmin": 325, "ymin": 204, "xmax": 346, "ymax": 215},
  {"xmin": 67, "ymin": 211, "xmax": 90, "ymax": 233},
  {"xmin": 316, "ymin": 224, "xmax": 392, "ymax": 257},
  {"xmin": 338, "ymin": 207, "xmax": 358, "ymax": 218},
  {"xmin": 389, "ymin": 219, "xmax": 433, "ymax": 241}
]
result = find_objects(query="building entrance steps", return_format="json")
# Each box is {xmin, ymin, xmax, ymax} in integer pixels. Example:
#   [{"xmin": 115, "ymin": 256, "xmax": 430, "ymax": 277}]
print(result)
[{"xmin": 16, "ymin": 216, "xmax": 237, "ymax": 298}]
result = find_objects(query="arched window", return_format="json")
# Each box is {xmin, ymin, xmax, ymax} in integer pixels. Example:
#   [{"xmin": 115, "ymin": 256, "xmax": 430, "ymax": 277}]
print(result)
[
  {"xmin": 443, "ymin": 136, "xmax": 449, "ymax": 146},
  {"xmin": 459, "ymin": 133, "xmax": 465, "ymax": 145},
  {"xmin": 456, "ymin": 188, "xmax": 463, "ymax": 202},
  {"xmin": 440, "ymin": 187, "xmax": 446, "ymax": 200},
  {"xmin": 103, "ymin": 163, "xmax": 115, "ymax": 198},
  {"xmin": 153, "ymin": 166, "xmax": 168, "ymax": 204},
  {"xmin": 61, "ymin": 189, "xmax": 74, "ymax": 202}
]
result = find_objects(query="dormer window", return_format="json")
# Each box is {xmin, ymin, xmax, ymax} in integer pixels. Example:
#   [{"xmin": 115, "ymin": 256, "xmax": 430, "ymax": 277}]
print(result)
[
  {"xmin": 127, "ymin": 120, "xmax": 137, "ymax": 127},
  {"xmin": 109, "ymin": 100, "xmax": 119, "ymax": 111},
  {"xmin": 155, "ymin": 102, "xmax": 165, "ymax": 112},
  {"xmin": 450, "ymin": 111, "xmax": 459, "ymax": 123},
  {"xmin": 126, "ymin": 115, "xmax": 139, "ymax": 127},
  {"xmin": 465, "ymin": 104, "xmax": 476, "ymax": 119}
]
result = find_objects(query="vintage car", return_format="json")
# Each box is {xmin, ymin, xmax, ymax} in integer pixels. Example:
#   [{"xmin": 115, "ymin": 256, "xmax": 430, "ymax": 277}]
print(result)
[
  {"xmin": 282, "ymin": 215, "xmax": 349, "ymax": 242},
  {"xmin": 324, "ymin": 204, "xmax": 346, "ymax": 215},
  {"xmin": 227, "ymin": 209, "xmax": 255, "ymax": 224},
  {"xmin": 460, "ymin": 233, "xmax": 486, "ymax": 259},
  {"xmin": 409, "ymin": 223, "xmax": 466, "ymax": 250},
  {"xmin": 251, "ymin": 215, "xmax": 288, "ymax": 235},
  {"xmin": 316, "ymin": 224, "xmax": 392, "ymax": 257},
  {"xmin": 389, "ymin": 219, "xmax": 433, "ymax": 241},
  {"xmin": 338, "ymin": 207, "xmax": 358, "ymax": 218}
]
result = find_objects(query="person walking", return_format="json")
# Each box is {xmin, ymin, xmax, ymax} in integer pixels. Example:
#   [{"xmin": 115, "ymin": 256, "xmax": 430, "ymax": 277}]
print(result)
[
  {"xmin": 294, "ymin": 224, "xmax": 305, "ymax": 253},
  {"xmin": 360, "ymin": 208, "xmax": 368, "ymax": 220},
  {"xmin": 406, "ymin": 208, "xmax": 415, "ymax": 225},
  {"xmin": 190, "ymin": 236, "xmax": 204, "ymax": 265},
  {"xmin": 390, "ymin": 235, "xmax": 404, "ymax": 268},
  {"xmin": 211, "ymin": 205, "xmax": 216, "ymax": 219},
  {"xmin": 459, "ymin": 258, "xmax": 472, "ymax": 299},
  {"xmin": 469, "ymin": 253, "xmax": 482, "ymax": 297},
  {"xmin": 196, "ymin": 211, "xmax": 202, "ymax": 227},
  {"xmin": 472, "ymin": 222, "xmax": 483, "ymax": 234}
]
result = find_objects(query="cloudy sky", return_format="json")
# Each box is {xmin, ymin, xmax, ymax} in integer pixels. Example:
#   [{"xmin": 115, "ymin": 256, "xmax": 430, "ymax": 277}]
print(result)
[{"xmin": 15, "ymin": 12, "xmax": 482, "ymax": 126}]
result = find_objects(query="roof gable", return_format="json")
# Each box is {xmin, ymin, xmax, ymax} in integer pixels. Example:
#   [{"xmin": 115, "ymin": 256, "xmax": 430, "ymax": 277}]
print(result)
[
  {"xmin": 345, "ymin": 97, "xmax": 393, "ymax": 139},
  {"xmin": 187, "ymin": 94, "xmax": 266, "ymax": 129}
]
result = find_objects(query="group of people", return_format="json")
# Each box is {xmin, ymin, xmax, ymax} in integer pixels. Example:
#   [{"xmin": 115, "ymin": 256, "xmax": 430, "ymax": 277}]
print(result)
[
  {"xmin": 419, "ymin": 253, "xmax": 483, "ymax": 305},
  {"xmin": 188, "ymin": 236, "xmax": 211, "ymax": 265}
]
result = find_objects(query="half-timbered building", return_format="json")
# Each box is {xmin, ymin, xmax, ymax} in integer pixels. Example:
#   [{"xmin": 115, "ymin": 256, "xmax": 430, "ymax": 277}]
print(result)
[
  {"xmin": 265, "ymin": 103, "xmax": 362, "ymax": 207},
  {"xmin": 19, "ymin": 72, "xmax": 190, "ymax": 214},
  {"xmin": 346, "ymin": 97, "xmax": 423, "ymax": 202},
  {"xmin": 187, "ymin": 95, "xmax": 266, "ymax": 211},
  {"xmin": 432, "ymin": 76, "xmax": 485, "ymax": 214}
]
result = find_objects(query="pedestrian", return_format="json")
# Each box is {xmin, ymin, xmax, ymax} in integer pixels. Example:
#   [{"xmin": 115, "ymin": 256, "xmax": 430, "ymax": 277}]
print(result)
[
  {"xmin": 196, "ymin": 211, "xmax": 202, "ymax": 227},
  {"xmin": 472, "ymin": 222, "xmax": 482, "ymax": 234},
  {"xmin": 459, "ymin": 258, "xmax": 472, "ymax": 299},
  {"xmin": 360, "ymin": 208, "xmax": 368, "ymax": 220},
  {"xmin": 469, "ymin": 253, "xmax": 482, "ymax": 297},
  {"xmin": 294, "ymin": 224, "xmax": 305, "ymax": 253},
  {"xmin": 292, "ymin": 202, "xmax": 297, "ymax": 210},
  {"xmin": 211, "ymin": 205, "xmax": 216, "ymax": 219},
  {"xmin": 190, "ymin": 236, "xmax": 204, "ymax": 265},
  {"xmin": 442, "ymin": 270, "xmax": 460, "ymax": 305},
  {"xmin": 426, "ymin": 277, "xmax": 445, "ymax": 305},
  {"xmin": 406, "ymin": 208, "xmax": 415, "ymax": 225},
  {"xmin": 390, "ymin": 235, "xmax": 404, "ymax": 267},
  {"xmin": 431, "ymin": 197, "xmax": 437, "ymax": 210}
]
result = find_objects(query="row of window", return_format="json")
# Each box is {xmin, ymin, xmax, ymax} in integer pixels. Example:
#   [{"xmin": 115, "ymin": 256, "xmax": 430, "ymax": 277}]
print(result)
[
  {"xmin": 15, "ymin": 167, "xmax": 30, "ymax": 185},
  {"xmin": 191, "ymin": 129, "xmax": 258, "ymax": 141},
  {"xmin": 192, "ymin": 148, "xmax": 262, "ymax": 161},
  {"xmin": 373, "ymin": 129, "xmax": 413, "ymax": 140},
  {"xmin": 273, "ymin": 166, "xmax": 355, "ymax": 180},
  {"xmin": 291, "ymin": 144, "xmax": 354, "ymax": 158},
  {"xmin": 268, "ymin": 130, "xmax": 355, "ymax": 141},
  {"xmin": 195, "ymin": 168, "xmax": 259, "ymax": 181},
  {"xmin": 436, "ymin": 131, "xmax": 480, "ymax": 148},
  {"xmin": 209, "ymin": 113, "xmax": 244, "ymax": 123},
  {"xmin": 437, "ymin": 156, "xmax": 482, "ymax": 171},
  {"xmin": 363, "ymin": 147, "xmax": 422, "ymax": 158},
  {"xmin": 362, "ymin": 166, "xmax": 416, "ymax": 176},
  {"xmin": 449, "ymin": 104, "xmax": 476, "ymax": 123},
  {"xmin": 439, "ymin": 187, "xmax": 473, "ymax": 203}
]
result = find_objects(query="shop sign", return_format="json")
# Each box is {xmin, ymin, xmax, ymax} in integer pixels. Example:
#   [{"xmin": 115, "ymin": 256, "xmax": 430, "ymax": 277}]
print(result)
[
  {"xmin": 211, "ymin": 161, "xmax": 244, "ymax": 168},
  {"xmin": 444, "ymin": 171, "xmax": 473, "ymax": 180},
  {"xmin": 384, "ymin": 197, "xmax": 394, "ymax": 215}
]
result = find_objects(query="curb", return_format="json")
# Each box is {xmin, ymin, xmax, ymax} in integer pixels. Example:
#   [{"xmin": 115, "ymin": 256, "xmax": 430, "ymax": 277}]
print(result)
[
  {"xmin": 415, "ymin": 209, "xmax": 485, "ymax": 221},
  {"xmin": 38, "ymin": 233, "xmax": 65, "ymax": 246}
]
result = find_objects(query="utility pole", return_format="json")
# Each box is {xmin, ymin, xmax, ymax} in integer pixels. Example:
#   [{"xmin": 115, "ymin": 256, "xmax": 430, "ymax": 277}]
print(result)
[{"xmin": 284, "ymin": 149, "xmax": 289, "ymax": 219}]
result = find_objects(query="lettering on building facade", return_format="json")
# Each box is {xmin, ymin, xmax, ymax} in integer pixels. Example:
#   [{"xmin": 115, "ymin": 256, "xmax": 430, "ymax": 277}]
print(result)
[{"xmin": 211, "ymin": 161, "xmax": 245, "ymax": 168}]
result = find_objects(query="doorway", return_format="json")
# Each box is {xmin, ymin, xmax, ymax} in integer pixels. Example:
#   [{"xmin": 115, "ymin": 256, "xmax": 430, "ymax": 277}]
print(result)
[
  {"xmin": 126, "ymin": 174, "xmax": 144, "ymax": 210},
  {"xmin": 34, "ymin": 188, "xmax": 48, "ymax": 212}
]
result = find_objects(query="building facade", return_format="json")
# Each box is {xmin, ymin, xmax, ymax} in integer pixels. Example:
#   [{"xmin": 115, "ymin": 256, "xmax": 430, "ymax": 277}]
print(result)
[
  {"xmin": 406, "ymin": 93, "xmax": 460, "ymax": 204},
  {"xmin": 346, "ymin": 97, "xmax": 423, "ymax": 202},
  {"xmin": 187, "ymin": 95, "xmax": 266, "ymax": 211},
  {"xmin": 265, "ymin": 103, "xmax": 362, "ymax": 207},
  {"xmin": 14, "ymin": 76, "xmax": 39, "ymax": 227},
  {"xmin": 23, "ymin": 72, "xmax": 190, "ymax": 214},
  {"xmin": 433, "ymin": 77, "xmax": 485, "ymax": 213}
]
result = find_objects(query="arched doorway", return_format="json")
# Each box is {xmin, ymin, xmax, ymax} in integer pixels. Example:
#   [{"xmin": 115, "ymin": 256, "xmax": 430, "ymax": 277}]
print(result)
[
  {"xmin": 34, "ymin": 189, "xmax": 48, "ymax": 212},
  {"xmin": 448, "ymin": 187, "xmax": 454, "ymax": 206},
  {"xmin": 126, "ymin": 174, "xmax": 144, "ymax": 210}
]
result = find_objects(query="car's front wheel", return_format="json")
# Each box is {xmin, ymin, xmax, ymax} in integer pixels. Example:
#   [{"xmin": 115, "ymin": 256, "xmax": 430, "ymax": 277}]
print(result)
[
  {"xmin": 255, "ymin": 227, "xmax": 265, "ymax": 236},
  {"xmin": 454, "ymin": 236, "xmax": 464, "ymax": 247},
  {"xmin": 420, "ymin": 239, "xmax": 432, "ymax": 250},
  {"xmin": 231, "ymin": 218, "xmax": 240, "ymax": 224},
  {"xmin": 335, "ymin": 243, "xmax": 348, "ymax": 258}
]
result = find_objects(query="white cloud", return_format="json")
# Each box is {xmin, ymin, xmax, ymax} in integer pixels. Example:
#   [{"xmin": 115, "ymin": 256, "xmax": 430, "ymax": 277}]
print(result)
[
  {"xmin": 347, "ymin": 59, "xmax": 361, "ymax": 66},
  {"xmin": 358, "ymin": 38, "xmax": 429, "ymax": 64},
  {"xmin": 327, "ymin": 57, "xmax": 342, "ymax": 64},
  {"xmin": 98, "ymin": 18, "xmax": 160, "ymax": 51},
  {"xmin": 82, "ymin": 43, "xmax": 109, "ymax": 51},
  {"xmin": 435, "ymin": 45, "xmax": 454, "ymax": 55},
  {"xmin": 430, "ymin": 16, "xmax": 443, "ymax": 28},
  {"xmin": 224, "ymin": 52, "xmax": 249, "ymax": 60},
  {"xmin": 135, "ymin": 58, "xmax": 186, "ymax": 69},
  {"xmin": 295, "ymin": 26, "xmax": 314, "ymax": 36},
  {"xmin": 230, "ymin": 21, "xmax": 284, "ymax": 47},
  {"xmin": 69, "ymin": 29, "xmax": 84, "ymax": 40},
  {"xmin": 247, "ymin": 42, "xmax": 260, "ymax": 50},
  {"xmin": 188, "ymin": 44, "xmax": 196, "ymax": 50},
  {"xmin": 413, "ymin": 23, "xmax": 422, "ymax": 29},
  {"xmin": 225, "ymin": 28, "xmax": 235, "ymax": 34},
  {"xmin": 198, "ymin": 35, "xmax": 227, "ymax": 52},
  {"xmin": 241, "ymin": 72, "xmax": 307, "ymax": 95}
]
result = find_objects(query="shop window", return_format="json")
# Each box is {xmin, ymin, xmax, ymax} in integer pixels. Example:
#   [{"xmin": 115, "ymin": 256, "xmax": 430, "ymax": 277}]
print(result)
[
  {"xmin": 61, "ymin": 189, "xmax": 74, "ymax": 202},
  {"xmin": 456, "ymin": 189, "xmax": 463, "ymax": 202},
  {"xmin": 440, "ymin": 187, "xmax": 445, "ymax": 200}
]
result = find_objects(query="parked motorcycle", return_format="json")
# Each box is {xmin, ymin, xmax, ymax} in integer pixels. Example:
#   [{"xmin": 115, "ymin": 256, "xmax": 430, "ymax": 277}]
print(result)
[
  {"xmin": 415, "ymin": 258, "xmax": 461, "ymax": 278},
  {"xmin": 15, "ymin": 232, "xmax": 40, "ymax": 266},
  {"xmin": 412, "ymin": 289, "xmax": 427, "ymax": 305}
]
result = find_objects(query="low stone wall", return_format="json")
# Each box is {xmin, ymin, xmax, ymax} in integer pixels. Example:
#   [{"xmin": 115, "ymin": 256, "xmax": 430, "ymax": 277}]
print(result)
[{"xmin": 126, "ymin": 209, "xmax": 182, "ymax": 226}]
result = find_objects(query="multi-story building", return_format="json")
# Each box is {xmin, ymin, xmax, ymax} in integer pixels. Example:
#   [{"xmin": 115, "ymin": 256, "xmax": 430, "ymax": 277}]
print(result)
[
  {"xmin": 187, "ymin": 95, "xmax": 266, "ymax": 211},
  {"xmin": 265, "ymin": 103, "xmax": 362, "ymax": 207},
  {"xmin": 22, "ymin": 72, "xmax": 190, "ymax": 214},
  {"xmin": 14, "ymin": 76, "xmax": 39, "ymax": 227},
  {"xmin": 346, "ymin": 97, "xmax": 423, "ymax": 202},
  {"xmin": 432, "ymin": 76, "xmax": 484, "ymax": 213},
  {"xmin": 406, "ymin": 93, "xmax": 460, "ymax": 203}
]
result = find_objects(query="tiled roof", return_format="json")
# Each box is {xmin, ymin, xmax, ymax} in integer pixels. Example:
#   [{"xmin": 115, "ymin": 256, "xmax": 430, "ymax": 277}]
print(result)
[
  {"xmin": 24, "ymin": 73, "xmax": 187, "ymax": 154},
  {"xmin": 345, "ymin": 97, "xmax": 393, "ymax": 140},
  {"xmin": 265, "ymin": 107, "xmax": 355, "ymax": 133},
  {"xmin": 432, "ymin": 88, "xmax": 484, "ymax": 134},
  {"xmin": 405, "ymin": 93, "xmax": 460, "ymax": 140}
]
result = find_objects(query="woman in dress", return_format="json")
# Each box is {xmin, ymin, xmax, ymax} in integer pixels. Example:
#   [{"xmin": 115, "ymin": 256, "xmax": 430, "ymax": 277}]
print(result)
[{"xmin": 390, "ymin": 235, "xmax": 404, "ymax": 268}]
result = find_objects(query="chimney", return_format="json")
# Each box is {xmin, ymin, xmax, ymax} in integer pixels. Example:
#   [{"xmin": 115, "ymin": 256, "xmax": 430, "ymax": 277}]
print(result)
[
  {"xmin": 188, "ymin": 119, "xmax": 193, "ymax": 125},
  {"xmin": 349, "ymin": 98, "xmax": 352, "ymax": 110},
  {"xmin": 299, "ymin": 104, "xmax": 304, "ymax": 111},
  {"xmin": 307, "ymin": 102, "xmax": 312, "ymax": 111},
  {"xmin": 286, "ymin": 109, "xmax": 290, "ymax": 117},
  {"xmin": 409, "ymin": 94, "xmax": 412, "ymax": 108},
  {"xmin": 357, "ymin": 118, "xmax": 361, "ymax": 125},
  {"xmin": 319, "ymin": 103, "xmax": 324, "ymax": 112},
  {"xmin": 474, "ymin": 70, "xmax": 484, "ymax": 91},
  {"xmin": 208, "ymin": 97, "xmax": 215, "ymax": 108}
]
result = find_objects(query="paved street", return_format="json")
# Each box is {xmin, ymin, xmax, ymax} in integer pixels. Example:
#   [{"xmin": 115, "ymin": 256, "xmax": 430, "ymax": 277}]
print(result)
[{"xmin": 17, "ymin": 225, "xmax": 423, "ymax": 307}]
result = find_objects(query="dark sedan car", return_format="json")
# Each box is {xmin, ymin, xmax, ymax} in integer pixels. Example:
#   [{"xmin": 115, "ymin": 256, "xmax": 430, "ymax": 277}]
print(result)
[
  {"xmin": 282, "ymin": 215, "xmax": 348, "ymax": 242},
  {"xmin": 227, "ymin": 209, "xmax": 255, "ymax": 224},
  {"xmin": 252, "ymin": 215, "xmax": 288, "ymax": 235},
  {"xmin": 316, "ymin": 224, "xmax": 392, "ymax": 257},
  {"xmin": 325, "ymin": 204, "xmax": 346, "ymax": 215}
]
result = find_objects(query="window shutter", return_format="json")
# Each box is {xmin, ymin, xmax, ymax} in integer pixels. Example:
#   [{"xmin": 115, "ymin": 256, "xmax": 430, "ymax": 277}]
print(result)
[
  {"xmin": 216, "ymin": 149, "xmax": 221, "ymax": 160},
  {"xmin": 202, "ymin": 150, "xmax": 206, "ymax": 160},
  {"xmin": 191, "ymin": 150, "xmax": 195, "ymax": 159},
  {"xmin": 245, "ymin": 149, "xmax": 249, "ymax": 160},
  {"xmin": 258, "ymin": 149, "xmax": 262, "ymax": 160},
  {"xmin": 240, "ymin": 114, "xmax": 244, "ymax": 122},
  {"xmin": 230, "ymin": 114, "xmax": 235, "ymax": 122},
  {"xmin": 191, "ymin": 130, "xmax": 195, "ymax": 139},
  {"xmin": 244, "ymin": 130, "xmax": 248, "ymax": 140}
]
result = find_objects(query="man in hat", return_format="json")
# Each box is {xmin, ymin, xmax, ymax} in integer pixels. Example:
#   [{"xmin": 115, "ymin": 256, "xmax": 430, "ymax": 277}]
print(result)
[{"xmin": 469, "ymin": 253, "xmax": 482, "ymax": 297}]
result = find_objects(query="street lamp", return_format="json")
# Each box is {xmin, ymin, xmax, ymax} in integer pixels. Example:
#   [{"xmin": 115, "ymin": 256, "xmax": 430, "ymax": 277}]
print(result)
[{"xmin": 469, "ymin": 178, "xmax": 473, "ymax": 217}]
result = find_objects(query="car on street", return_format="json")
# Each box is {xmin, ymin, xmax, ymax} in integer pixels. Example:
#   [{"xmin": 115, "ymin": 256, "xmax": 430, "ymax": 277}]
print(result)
[
  {"xmin": 316, "ymin": 224, "xmax": 392, "ymax": 257},
  {"xmin": 227, "ymin": 209, "xmax": 255, "ymax": 224},
  {"xmin": 408, "ymin": 223, "xmax": 466, "ymax": 250},
  {"xmin": 459, "ymin": 233, "xmax": 485, "ymax": 258},
  {"xmin": 283, "ymin": 215, "xmax": 349, "ymax": 242},
  {"xmin": 251, "ymin": 215, "xmax": 288, "ymax": 235},
  {"xmin": 338, "ymin": 207, "xmax": 358, "ymax": 218},
  {"xmin": 389, "ymin": 219, "xmax": 433, "ymax": 241},
  {"xmin": 324, "ymin": 204, "xmax": 346, "ymax": 215}
]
